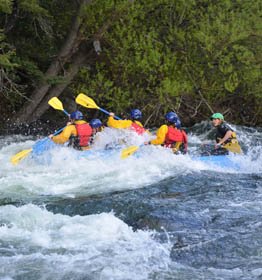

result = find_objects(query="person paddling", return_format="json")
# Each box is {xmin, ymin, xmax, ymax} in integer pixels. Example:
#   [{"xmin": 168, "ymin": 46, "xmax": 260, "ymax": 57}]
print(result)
[
  {"xmin": 107, "ymin": 109, "xmax": 146, "ymax": 135},
  {"xmin": 203, "ymin": 113, "xmax": 242, "ymax": 155},
  {"xmin": 49, "ymin": 110, "xmax": 92, "ymax": 150},
  {"xmin": 145, "ymin": 112, "xmax": 188, "ymax": 154},
  {"xmin": 90, "ymin": 118, "xmax": 103, "ymax": 134},
  {"xmin": 89, "ymin": 118, "xmax": 104, "ymax": 145}
]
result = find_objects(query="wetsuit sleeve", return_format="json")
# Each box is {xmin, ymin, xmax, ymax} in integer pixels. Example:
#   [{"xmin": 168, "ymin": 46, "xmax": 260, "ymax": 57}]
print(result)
[
  {"xmin": 216, "ymin": 123, "xmax": 234, "ymax": 143},
  {"xmin": 107, "ymin": 116, "xmax": 132, "ymax": 129},
  {"xmin": 52, "ymin": 125, "xmax": 76, "ymax": 144},
  {"xmin": 150, "ymin": 125, "xmax": 168, "ymax": 145}
]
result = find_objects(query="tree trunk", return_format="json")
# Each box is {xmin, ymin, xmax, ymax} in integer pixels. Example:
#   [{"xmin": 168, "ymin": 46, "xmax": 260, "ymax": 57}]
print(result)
[
  {"xmin": 4, "ymin": 0, "xmax": 19, "ymax": 34},
  {"xmin": 14, "ymin": 0, "xmax": 92, "ymax": 123},
  {"xmin": 13, "ymin": 0, "xmax": 134, "ymax": 124},
  {"xmin": 30, "ymin": 47, "xmax": 94, "ymax": 121}
]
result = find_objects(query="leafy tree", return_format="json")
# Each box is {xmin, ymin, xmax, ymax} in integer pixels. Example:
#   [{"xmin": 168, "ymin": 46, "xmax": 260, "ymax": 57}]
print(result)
[
  {"xmin": 0, "ymin": 0, "xmax": 261, "ymax": 128},
  {"xmin": 75, "ymin": 0, "xmax": 261, "ymax": 125}
]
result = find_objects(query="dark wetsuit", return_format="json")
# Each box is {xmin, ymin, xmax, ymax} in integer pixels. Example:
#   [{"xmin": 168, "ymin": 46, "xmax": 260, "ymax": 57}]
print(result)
[{"xmin": 215, "ymin": 123, "xmax": 235, "ymax": 144}]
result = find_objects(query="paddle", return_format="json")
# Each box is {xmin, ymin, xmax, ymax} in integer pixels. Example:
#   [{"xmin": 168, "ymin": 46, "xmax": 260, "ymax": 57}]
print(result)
[
  {"xmin": 201, "ymin": 142, "xmax": 242, "ymax": 155},
  {"xmin": 11, "ymin": 97, "xmax": 69, "ymax": 165},
  {"xmin": 75, "ymin": 93, "xmax": 122, "ymax": 120},
  {"xmin": 76, "ymin": 93, "xmax": 146, "ymax": 159},
  {"xmin": 10, "ymin": 126, "xmax": 66, "ymax": 165},
  {"xmin": 223, "ymin": 142, "xmax": 242, "ymax": 154},
  {"xmin": 11, "ymin": 148, "xmax": 33, "ymax": 165},
  {"xmin": 121, "ymin": 145, "xmax": 142, "ymax": 159},
  {"xmin": 48, "ymin": 97, "xmax": 70, "ymax": 117}
]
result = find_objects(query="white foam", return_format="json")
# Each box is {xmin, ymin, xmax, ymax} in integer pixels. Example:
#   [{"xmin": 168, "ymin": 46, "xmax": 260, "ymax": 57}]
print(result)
[
  {"xmin": 1, "ymin": 127, "xmax": 261, "ymax": 200},
  {"xmin": 0, "ymin": 204, "xmax": 171, "ymax": 279}
]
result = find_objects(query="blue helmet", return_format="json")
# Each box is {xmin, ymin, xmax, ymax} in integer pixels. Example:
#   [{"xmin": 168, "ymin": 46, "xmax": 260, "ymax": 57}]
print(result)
[
  {"xmin": 90, "ymin": 118, "xmax": 102, "ymax": 128},
  {"xmin": 130, "ymin": 109, "xmax": 142, "ymax": 120},
  {"xmin": 165, "ymin": 112, "xmax": 178, "ymax": 123},
  {"xmin": 70, "ymin": 110, "xmax": 83, "ymax": 120},
  {"xmin": 175, "ymin": 119, "xmax": 181, "ymax": 129}
]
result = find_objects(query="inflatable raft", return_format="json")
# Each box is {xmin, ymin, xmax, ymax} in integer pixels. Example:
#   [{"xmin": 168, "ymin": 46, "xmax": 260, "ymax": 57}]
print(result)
[{"xmin": 28, "ymin": 138, "xmax": 240, "ymax": 170}]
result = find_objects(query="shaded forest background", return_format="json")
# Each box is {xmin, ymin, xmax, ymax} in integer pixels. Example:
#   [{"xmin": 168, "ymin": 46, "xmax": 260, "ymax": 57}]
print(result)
[{"xmin": 0, "ymin": 0, "xmax": 261, "ymax": 134}]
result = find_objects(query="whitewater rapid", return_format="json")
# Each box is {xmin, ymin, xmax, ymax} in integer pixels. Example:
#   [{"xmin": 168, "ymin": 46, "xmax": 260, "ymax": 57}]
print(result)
[{"xmin": 0, "ymin": 123, "xmax": 261, "ymax": 280}]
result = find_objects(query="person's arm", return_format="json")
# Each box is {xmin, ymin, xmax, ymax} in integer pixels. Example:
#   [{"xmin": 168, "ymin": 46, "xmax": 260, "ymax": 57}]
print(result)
[
  {"xmin": 216, "ymin": 130, "xmax": 233, "ymax": 147},
  {"xmin": 51, "ymin": 125, "xmax": 76, "ymax": 144},
  {"xmin": 134, "ymin": 120, "xmax": 143, "ymax": 127},
  {"xmin": 107, "ymin": 116, "xmax": 132, "ymax": 129},
  {"xmin": 150, "ymin": 125, "xmax": 168, "ymax": 145}
]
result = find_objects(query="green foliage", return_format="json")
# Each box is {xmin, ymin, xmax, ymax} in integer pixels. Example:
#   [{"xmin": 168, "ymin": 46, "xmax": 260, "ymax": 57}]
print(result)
[
  {"xmin": 0, "ymin": 0, "xmax": 12, "ymax": 13},
  {"xmin": 0, "ymin": 0, "xmax": 261, "ymax": 125},
  {"xmin": 0, "ymin": 0, "xmax": 77, "ymax": 106},
  {"xmin": 0, "ymin": 35, "xmax": 18, "ymax": 69},
  {"xmin": 19, "ymin": 0, "xmax": 49, "ymax": 16},
  {"xmin": 72, "ymin": 0, "xmax": 261, "ymax": 125},
  {"xmin": 224, "ymin": 72, "xmax": 239, "ymax": 93},
  {"xmin": 0, "ymin": 51, "xmax": 18, "ymax": 68}
]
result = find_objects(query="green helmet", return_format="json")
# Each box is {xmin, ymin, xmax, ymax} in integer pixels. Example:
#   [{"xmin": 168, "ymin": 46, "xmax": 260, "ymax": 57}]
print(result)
[{"xmin": 210, "ymin": 113, "xmax": 224, "ymax": 120}]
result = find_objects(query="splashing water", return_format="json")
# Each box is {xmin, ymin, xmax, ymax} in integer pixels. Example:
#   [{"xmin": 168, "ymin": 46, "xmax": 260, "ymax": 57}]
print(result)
[{"xmin": 0, "ymin": 123, "xmax": 261, "ymax": 279}]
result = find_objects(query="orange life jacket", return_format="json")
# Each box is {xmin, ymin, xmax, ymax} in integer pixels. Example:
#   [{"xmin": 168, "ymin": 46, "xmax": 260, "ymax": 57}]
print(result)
[
  {"xmin": 130, "ymin": 122, "xmax": 146, "ymax": 135},
  {"xmin": 75, "ymin": 123, "xmax": 92, "ymax": 147},
  {"xmin": 164, "ymin": 126, "xmax": 188, "ymax": 152},
  {"xmin": 165, "ymin": 126, "xmax": 184, "ymax": 145},
  {"xmin": 181, "ymin": 130, "xmax": 188, "ymax": 152}
]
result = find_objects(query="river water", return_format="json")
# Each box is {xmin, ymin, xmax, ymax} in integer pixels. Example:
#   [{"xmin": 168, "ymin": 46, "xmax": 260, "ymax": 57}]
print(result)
[{"xmin": 0, "ymin": 123, "xmax": 261, "ymax": 280}]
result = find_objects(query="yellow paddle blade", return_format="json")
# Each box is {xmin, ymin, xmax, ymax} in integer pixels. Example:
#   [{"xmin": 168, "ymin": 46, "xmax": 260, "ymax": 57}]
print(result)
[
  {"xmin": 223, "ymin": 142, "xmax": 242, "ymax": 154},
  {"xmin": 48, "ymin": 97, "xmax": 64, "ymax": 111},
  {"xmin": 10, "ymin": 148, "xmax": 32, "ymax": 165},
  {"xmin": 121, "ymin": 145, "xmax": 139, "ymax": 159},
  {"xmin": 75, "ymin": 93, "xmax": 99, "ymax": 109}
]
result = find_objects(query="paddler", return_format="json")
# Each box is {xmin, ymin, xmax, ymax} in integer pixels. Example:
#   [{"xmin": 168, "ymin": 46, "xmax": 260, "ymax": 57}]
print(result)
[
  {"xmin": 89, "ymin": 118, "xmax": 104, "ymax": 145},
  {"xmin": 205, "ymin": 113, "xmax": 242, "ymax": 155},
  {"xmin": 49, "ymin": 110, "xmax": 92, "ymax": 150},
  {"xmin": 145, "ymin": 112, "xmax": 188, "ymax": 154},
  {"xmin": 107, "ymin": 109, "xmax": 146, "ymax": 135}
]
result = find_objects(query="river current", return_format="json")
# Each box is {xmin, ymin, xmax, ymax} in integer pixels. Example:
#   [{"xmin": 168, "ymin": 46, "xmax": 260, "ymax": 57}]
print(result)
[{"xmin": 0, "ymin": 122, "xmax": 261, "ymax": 280}]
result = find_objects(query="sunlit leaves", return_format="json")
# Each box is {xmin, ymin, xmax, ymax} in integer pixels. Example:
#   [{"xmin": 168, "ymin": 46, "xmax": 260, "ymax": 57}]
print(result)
[
  {"xmin": 19, "ymin": 0, "xmax": 49, "ymax": 16},
  {"xmin": 0, "ymin": 0, "xmax": 12, "ymax": 13},
  {"xmin": 219, "ymin": 55, "xmax": 233, "ymax": 75},
  {"xmin": 224, "ymin": 72, "xmax": 239, "ymax": 92}
]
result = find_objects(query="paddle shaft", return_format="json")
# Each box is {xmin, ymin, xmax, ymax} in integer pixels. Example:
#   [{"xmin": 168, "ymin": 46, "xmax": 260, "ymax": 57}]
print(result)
[
  {"xmin": 34, "ymin": 125, "xmax": 66, "ymax": 147},
  {"xmin": 75, "ymin": 93, "xmax": 122, "ymax": 120},
  {"xmin": 48, "ymin": 103, "xmax": 71, "ymax": 138},
  {"xmin": 46, "ymin": 107, "xmax": 70, "ymax": 138},
  {"xmin": 99, "ymin": 107, "xmax": 121, "ymax": 120},
  {"xmin": 11, "ymin": 99, "xmax": 69, "ymax": 165},
  {"xmin": 53, "ymin": 126, "xmax": 66, "ymax": 136},
  {"xmin": 63, "ymin": 109, "xmax": 70, "ymax": 117},
  {"xmin": 48, "ymin": 102, "xmax": 70, "ymax": 138},
  {"xmin": 34, "ymin": 103, "xmax": 69, "ymax": 147}
]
